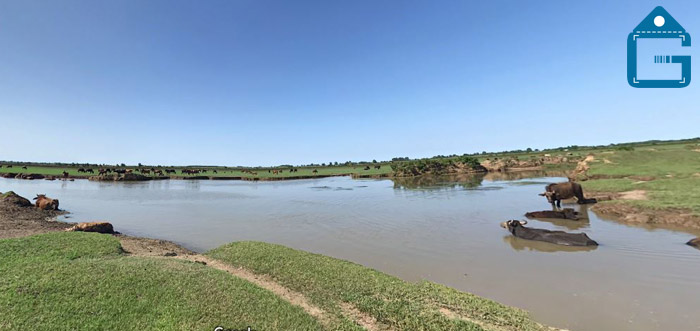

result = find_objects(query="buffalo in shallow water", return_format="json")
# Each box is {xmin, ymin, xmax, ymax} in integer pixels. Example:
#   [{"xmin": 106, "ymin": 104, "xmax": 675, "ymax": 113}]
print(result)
[
  {"xmin": 500, "ymin": 220, "xmax": 598, "ymax": 246},
  {"xmin": 539, "ymin": 182, "xmax": 597, "ymax": 208},
  {"xmin": 525, "ymin": 208, "xmax": 579, "ymax": 220},
  {"xmin": 33, "ymin": 194, "xmax": 59, "ymax": 210},
  {"xmin": 687, "ymin": 238, "xmax": 700, "ymax": 249}
]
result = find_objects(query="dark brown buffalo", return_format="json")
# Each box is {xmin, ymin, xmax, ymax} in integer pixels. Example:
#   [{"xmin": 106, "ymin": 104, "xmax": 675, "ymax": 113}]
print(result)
[
  {"xmin": 33, "ymin": 194, "xmax": 59, "ymax": 210},
  {"xmin": 525, "ymin": 208, "xmax": 579, "ymax": 220},
  {"xmin": 539, "ymin": 182, "xmax": 597, "ymax": 208},
  {"xmin": 500, "ymin": 220, "xmax": 598, "ymax": 246}
]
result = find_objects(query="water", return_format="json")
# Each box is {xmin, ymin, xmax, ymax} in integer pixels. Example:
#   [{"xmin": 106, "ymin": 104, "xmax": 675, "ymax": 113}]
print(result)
[{"xmin": 2, "ymin": 174, "xmax": 699, "ymax": 331}]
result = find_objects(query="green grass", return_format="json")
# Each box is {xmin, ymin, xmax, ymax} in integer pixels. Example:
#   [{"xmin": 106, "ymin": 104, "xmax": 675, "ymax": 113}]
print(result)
[
  {"xmin": 0, "ymin": 165, "xmax": 392, "ymax": 179},
  {"xmin": 0, "ymin": 232, "xmax": 322, "ymax": 330},
  {"xmin": 207, "ymin": 241, "xmax": 548, "ymax": 331},
  {"xmin": 0, "ymin": 233, "xmax": 551, "ymax": 330},
  {"xmin": 580, "ymin": 143, "xmax": 700, "ymax": 213}
]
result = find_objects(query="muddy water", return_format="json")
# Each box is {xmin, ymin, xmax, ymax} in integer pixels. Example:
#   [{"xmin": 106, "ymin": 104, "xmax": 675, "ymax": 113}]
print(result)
[{"xmin": 2, "ymin": 174, "xmax": 699, "ymax": 331}]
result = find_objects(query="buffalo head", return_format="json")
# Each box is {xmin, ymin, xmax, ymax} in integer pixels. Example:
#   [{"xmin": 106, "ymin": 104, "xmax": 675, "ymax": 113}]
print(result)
[
  {"xmin": 500, "ymin": 220, "xmax": 527, "ymax": 231},
  {"xmin": 539, "ymin": 191, "xmax": 558, "ymax": 204}
]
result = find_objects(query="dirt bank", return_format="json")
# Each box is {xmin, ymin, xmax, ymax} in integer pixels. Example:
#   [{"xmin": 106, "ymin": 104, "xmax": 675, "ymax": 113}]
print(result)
[
  {"xmin": 0, "ymin": 195, "xmax": 72, "ymax": 239},
  {"xmin": 586, "ymin": 189, "xmax": 700, "ymax": 233}
]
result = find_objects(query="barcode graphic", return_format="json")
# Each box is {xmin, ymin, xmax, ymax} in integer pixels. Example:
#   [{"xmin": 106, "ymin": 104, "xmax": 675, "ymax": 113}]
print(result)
[{"xmin": 654, "ymin": 55, "xmax": 672, "ymax": 63}]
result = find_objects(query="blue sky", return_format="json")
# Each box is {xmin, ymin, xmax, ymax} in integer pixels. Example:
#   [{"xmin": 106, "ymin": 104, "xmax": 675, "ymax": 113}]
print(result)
[{"xmin": 0, "ymin": 0, "xmax": 698, "ymax": 166}]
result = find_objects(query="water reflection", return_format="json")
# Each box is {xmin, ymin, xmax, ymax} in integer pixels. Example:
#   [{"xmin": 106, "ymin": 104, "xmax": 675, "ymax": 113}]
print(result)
[
  {"xmin": 483, "ymin": 170, "xmax": 570, "ymax": 181},
  {"xmin": 502, "ymin": 235, "xmax": 598, "ymax": 253},
  {"xmin": 391, "ymin": 173, "xmax": 485, "ymax": 190}
]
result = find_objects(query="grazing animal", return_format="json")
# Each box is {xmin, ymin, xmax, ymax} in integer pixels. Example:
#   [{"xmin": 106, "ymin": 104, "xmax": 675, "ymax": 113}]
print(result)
[
  {"xmin": 33, "ymin": 194, "xmax": 59, "ymax": 210},
  {"xmin": 125, "ymin": 169, "xmax": 133, "ymax": 174},
  {"xmin": 141, "ymin": 169, "xmax": 151, "ymax": 175},
  {"xmin": 6, "ymin": 165, "xmax": 12, "ymax": 168},
  {"xmin": 62, "ymin": 171, "xmax": 69, "ymax": 178},
  {"xmin": 66, "ymin": 222, "xmax": 115, "ymax": 234},
  {"xmin": 78, "ymin": 168, "xmax": 86, "ymax": 173},
  {"xmin": 154, "ymin": 169, "xmax": 163, "ymax": 176},
  {"xmin": 374, "ymin": 165, "xmax": 381, "ymax": 169},
  {"xmin": 22, "ymin": 166, "xmax": 28, "ymax": 169},
  {"xmin": 85, "ymin": 169, "xmax": 94, "ymax": 174},
  {"xmin": 525, "ymin": 208, "xmax": 580, "ymax": 220},
  {"xmin": 98, "ymin": 168, "xmax": 107, "ymax": 175},
  {"xmin": 312, "ymin": 169, "xmax": 318, "ymax": 174},
  {"xmin": 364, "ymin": 166, "xmax": 370, "ymax": 170},
  {"xmin": 539, "ymin": 182, "xmax": 597, "ymax": 208},
  {"xmin": 500, "ymin": 220, "xmax": 598, "ymax": 246}
]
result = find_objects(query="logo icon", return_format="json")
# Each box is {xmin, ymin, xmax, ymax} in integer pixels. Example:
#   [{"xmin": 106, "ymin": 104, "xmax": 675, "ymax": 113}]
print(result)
[{"xmin": 627, "ymin": 6, "xmax": 691, "ymax": 88}]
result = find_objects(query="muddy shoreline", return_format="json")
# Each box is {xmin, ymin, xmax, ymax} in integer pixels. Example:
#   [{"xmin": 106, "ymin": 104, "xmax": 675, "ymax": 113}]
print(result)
[
  {"xmin": 587, "ymin": 193, "xmax": 700, "ymax": 235},
  {"xmin": 0, "ymin": 196, "xmax": 194, "ymax": 256}
]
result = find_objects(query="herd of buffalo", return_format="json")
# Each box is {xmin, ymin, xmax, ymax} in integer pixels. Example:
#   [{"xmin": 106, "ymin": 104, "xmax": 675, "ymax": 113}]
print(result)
[{"xmin": 502, "ymin": 181, "xmax": 600, "ymax": 247}]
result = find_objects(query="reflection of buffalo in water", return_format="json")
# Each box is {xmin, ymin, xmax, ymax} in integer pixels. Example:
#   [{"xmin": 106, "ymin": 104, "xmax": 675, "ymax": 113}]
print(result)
[
  {"xmin": 539, "ymin": 182, "xmax": 597, "ymax": 208},
  {"xmin": 500, "ymin": 220, "xmax": 598, "ymax": 247}
]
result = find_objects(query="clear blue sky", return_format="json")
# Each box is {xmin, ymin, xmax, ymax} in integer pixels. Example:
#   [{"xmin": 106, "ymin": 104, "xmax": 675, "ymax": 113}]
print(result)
[{"xmin": 1, "ymin": 0, "xmax": 698, "ymax": 166}]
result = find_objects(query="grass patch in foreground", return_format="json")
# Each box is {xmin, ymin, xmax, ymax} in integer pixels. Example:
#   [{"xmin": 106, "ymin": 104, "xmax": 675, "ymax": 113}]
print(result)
[
  {"xmin": 0, "ymin": 232, "xmax": 322, "ymax": 331},
  {"xmin": 207, "ymin": 241, "xmax": 548, "ymax": 331}
]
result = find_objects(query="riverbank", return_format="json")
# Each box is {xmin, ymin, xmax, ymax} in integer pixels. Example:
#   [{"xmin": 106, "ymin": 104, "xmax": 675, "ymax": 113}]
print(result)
[
  {"xmin": 574, "ymin": 142, "xmax": 700, "ymax": 232},
  {"xmin": 0, "ymin": 193, "xmax": 553, "ymax": 330}
]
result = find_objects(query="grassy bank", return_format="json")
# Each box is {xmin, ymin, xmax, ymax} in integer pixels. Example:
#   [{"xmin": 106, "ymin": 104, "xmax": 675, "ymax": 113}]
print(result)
[
  {"xmin": 208, "ymin": 241, "xmax": 548, "ymax": 331},
  {"xmin": 1, "ymin": 232, "xmax": 549, "ymax": 330},
  {"xmin": 0, "ymin": 232, "xmax": 322, "ymax": 330},
  {"xmin": 579, "ymin": 142, "xmax": 700, "ymax": 214}
]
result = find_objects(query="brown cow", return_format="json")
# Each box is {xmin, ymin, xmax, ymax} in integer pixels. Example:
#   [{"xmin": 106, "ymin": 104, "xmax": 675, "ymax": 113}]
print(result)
[
  {"xmin": 33, "ymin": 194, "xmax": 59, "ymax": 210},
  {"xmin": 539, "ymin": 182, "xmax": 597, "ymax": 208},
  {"xmin": 66, "ymin": 222, "xmax": 114, "ymax": 234}
]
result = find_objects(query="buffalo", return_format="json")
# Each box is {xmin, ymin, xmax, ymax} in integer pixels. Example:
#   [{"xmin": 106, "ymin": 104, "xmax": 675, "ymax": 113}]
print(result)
[
  {"xmin": 525, "ymin": 208, "xmax": 579, "ymax": 220},
  {"xmin": 687, "ymin": 238, "xmax": 700, "ymax": 248},
  {"xmin": 33, "ymin": 194, "xmax": 59, "ymax": 210},
  {"xmin": 500, "ymin": 220, "xmax": 598, "ymax": 246},
  {"xmin": 540, "ymin": 182, "xmax": 597, "ymax": 208}
]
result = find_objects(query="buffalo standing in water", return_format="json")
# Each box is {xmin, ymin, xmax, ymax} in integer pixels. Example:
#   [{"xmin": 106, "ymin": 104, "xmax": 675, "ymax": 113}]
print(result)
[
  {"xmin": 500, "ymin": 220, "xmax": 598, "ymax": 246},
  {"xmin": 539, "ymin": 182, "xmax": 597, "ymax": 208}
]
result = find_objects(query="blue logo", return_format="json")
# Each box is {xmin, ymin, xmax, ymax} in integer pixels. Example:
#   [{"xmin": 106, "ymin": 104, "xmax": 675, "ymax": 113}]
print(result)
[{"xmin": 627, "ymin": 6, "xmax": 691, "ymax": 88}]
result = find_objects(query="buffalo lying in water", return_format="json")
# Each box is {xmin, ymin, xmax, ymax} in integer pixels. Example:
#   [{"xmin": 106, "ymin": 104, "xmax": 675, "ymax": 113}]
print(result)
[
  {"xmin": 539, "ymin": 182, "xmax": 597, "ymax": 208},
  {"xmin": 687, "ymin": 238, "xmax": 700, "ymax": 249},
  {"xmin": 525, "ymin": 208, "xmax": 579, "ymax": 220},
  {"xmin": 500, "ymin": 220, "xmax": 598, "ymax": 246}
]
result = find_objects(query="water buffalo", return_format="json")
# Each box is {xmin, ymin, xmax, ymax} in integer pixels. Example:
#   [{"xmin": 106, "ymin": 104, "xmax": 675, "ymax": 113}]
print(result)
[
  {"xmin": 539, "ymin": 182, "xmax": 597, "ymax": 208},
  {"xmin": 33, "ymin": 194, "xmax": 59, "ymax": 210},
  {"xmin": 525, "ymin": 208, "xmax": 579, "ymax": 220},
  {"xmin": 500, "ymin": 220, "xmax": 598, "ymax": 246},
  {"xmin": 687, "ymin": 238, "xmax": 700, "ymax": 248}
]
